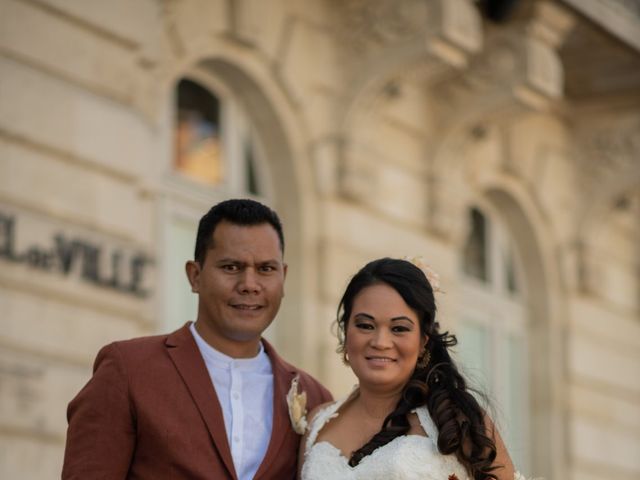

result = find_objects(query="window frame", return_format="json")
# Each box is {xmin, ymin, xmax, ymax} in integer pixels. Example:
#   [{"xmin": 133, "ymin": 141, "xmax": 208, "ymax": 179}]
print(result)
[
  {"xmin": 458, "ymin": 203, "xmax": 532, "ymax": 473},
  {"xmin": 166, "ymin": 69, "xmax": 274, "ymax": 200}
]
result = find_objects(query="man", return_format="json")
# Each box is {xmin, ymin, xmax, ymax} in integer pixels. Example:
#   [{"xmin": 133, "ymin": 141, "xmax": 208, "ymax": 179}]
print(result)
[{"xmin": 62, "ymin": 199, "xmax": 332, "ymax": 479}]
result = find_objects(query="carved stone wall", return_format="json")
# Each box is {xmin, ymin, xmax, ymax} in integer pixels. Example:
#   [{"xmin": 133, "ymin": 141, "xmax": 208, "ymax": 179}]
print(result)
[{"xmin": 0, "ymin": 0, "xmax": 638, "ymax": 479}]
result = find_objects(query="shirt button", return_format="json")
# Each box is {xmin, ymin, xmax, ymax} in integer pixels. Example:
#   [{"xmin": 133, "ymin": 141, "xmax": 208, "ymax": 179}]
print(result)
[
  {"xmin": 232, "ymin": 392, "xmax": 240, "ymax": 400},
  {"xmin": 233, "ymin": 436, "xmax": 240, "ymax": 442}
]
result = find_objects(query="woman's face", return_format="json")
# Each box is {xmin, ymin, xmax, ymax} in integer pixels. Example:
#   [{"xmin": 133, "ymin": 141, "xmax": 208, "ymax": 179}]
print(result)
[{"xmin": 345, "ymin": 283, "xmax": 427, "ymax": 394}]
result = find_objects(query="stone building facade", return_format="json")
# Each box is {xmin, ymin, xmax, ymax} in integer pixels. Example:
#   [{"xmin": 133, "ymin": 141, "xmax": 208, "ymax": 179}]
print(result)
[{"xmin": 0, "ymin": 0, "xmax": 638, "ymax": 478}]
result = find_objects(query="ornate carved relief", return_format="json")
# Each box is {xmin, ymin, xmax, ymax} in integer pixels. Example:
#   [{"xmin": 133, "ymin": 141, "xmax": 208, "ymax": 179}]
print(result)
[
  {"xmin": 329, "ymin": 0, "xmax": 428, "ymax": 55},
  {"xmin": 329, "ymin": 0, "xmax": 482, "ymax": 68},
  {"xmin": 562, "ymin": 0, "xmax": 640, "ymax": 51},
  {"xmin": 162, "ymin": 0, "xmax": 187, "ymax": 58},
  {"xmin": 576, "ymin": 114, "xmax": 640, "ymax": 198},
  {"xmin": 334, "ymin": 0, "xmax": 484, "ymax": 206},
  {"xmin": 571, "ymin": 113, "xmax": 640, "ymax": 294}
]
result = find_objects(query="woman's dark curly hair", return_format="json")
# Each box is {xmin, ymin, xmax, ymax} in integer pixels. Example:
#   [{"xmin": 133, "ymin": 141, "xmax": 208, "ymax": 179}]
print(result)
[{"xmin": 336, "ymin": 258, "xmax": 499, "ymax": 479}]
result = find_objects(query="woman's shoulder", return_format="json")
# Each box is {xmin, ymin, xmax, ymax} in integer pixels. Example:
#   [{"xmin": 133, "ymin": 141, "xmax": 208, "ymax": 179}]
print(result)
[
  {"xmin": 303, "ymin": 393, "xmax": 354, "ymax": 452},
  {"xmin": 307, "ymin": 395, "xmax": 347, "ymax": 429},
  {"xmin": 307, "ymin": 400, "xmax": 335, "ymax": 424}
]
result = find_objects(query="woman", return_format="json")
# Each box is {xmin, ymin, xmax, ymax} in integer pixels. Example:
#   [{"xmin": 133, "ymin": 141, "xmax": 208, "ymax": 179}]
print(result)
[{"xmin": 299, "ymin": 258, "xmax": 522, "ymax": 480}]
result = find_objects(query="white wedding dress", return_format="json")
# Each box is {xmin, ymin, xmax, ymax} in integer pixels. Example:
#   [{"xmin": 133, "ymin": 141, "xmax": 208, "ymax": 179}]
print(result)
[
  {"xmin": 301, "ymin": 396, "xmax": 529, "ymax": 480},
  {"xmin": 301, "ymin": 396, "xmax": 470, "ymax": 480}
]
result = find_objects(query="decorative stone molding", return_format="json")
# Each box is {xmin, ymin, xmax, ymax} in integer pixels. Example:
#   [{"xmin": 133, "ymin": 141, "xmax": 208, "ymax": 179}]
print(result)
[
  {"xmin": 427, "ymin": 0, "xmax": 483, "ymax": 68},
  {"xmin": 160, "ymin": 0, "xmax": 229, "ymax": 59},
  {"xmin": 575, "ymin": 114, "xmax": 640, "ymax": 217},
  {"xmin": 434, "ymin": 1, "xmax": 574, "ymax": 116},
  {"xmin": 562, "ymin": 0, "xmax": 640, "ymax": 51},
  {"xmin": 336, "ymin": 141, "xmax": 378, "ymax": 202},
  {"xmin": 569, "ymin": 113, "xmax": 640, "ymax": 296},
  {"xmin": 333, "ymin": 0, "xmax": 483, "ymax": 204},
  {"xmin": 330, "ymin": 0, "xmax": 428, "ymax": 56},
  {"xmin": 522, "ymin": 1, "xmax": 574, "ymax": 99},
  {"xmin": 332, "ymin": 0, "xmax": 482, "ymax": 68},
  {"xmin": 162, "ymin": 0, "xmax": 187, "ymax": 59},
  {"xmin": 522, "ymin": 37, "xmax": 563, "ymax": 100},
  {"xmin": 583, "ymin": 119, "xmax": 640, "ymax": 179}
]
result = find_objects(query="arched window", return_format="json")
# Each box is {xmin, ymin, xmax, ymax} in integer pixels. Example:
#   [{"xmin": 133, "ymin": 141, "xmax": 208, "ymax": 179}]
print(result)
[
  {"xmin": 457, "ymin": 206, "xmax": 531, "ymax": 474},
  {"xmin": 161, "ymin": 73, "xmax": 273, "ymax": 333},
  {"xmin": 174, "ymin": 79, "xmax": 224, "ymax": 185},
  {"xmin": 172, "ymin": 77, "xmax": 269, "ymax": 196}
]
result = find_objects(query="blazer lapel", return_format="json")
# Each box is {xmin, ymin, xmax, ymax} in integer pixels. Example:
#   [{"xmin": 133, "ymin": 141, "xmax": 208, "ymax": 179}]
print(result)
[
  {"xmin": 254, "ymin": 339, "xmax": 297, "ymax": 479},
  {"xmin": 165, "ymin": 323, "xmax": 237, "ymax": 480}
]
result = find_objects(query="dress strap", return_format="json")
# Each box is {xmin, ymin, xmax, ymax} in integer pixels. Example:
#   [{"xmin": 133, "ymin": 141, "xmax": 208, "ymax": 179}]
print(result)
[
  {"xmin": 415, "ymin": 405, "xmax": 439, "ymax": 446},
  {"xmin": 304, "ymin": 397, "xmax": 345, "ymax": 454}
]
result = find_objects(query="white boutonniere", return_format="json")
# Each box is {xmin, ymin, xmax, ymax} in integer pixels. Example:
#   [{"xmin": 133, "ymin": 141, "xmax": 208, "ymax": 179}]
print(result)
[{"xmin": 286, "ymin": 374, "xmax": 308, "ymax": 435}]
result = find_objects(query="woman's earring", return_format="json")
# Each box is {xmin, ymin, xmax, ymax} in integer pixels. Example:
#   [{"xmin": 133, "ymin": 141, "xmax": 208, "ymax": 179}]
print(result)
[
  {"xmin": 342, "ymin": 351, "xmax": 350, "ymax": 366},
  {"xmin": 417, "ymin": 348, "xmax": 430, "ymax": 369}
]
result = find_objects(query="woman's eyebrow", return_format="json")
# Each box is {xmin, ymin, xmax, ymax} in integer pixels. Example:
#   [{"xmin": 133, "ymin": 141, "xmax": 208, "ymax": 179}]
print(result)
[
  {"xmin": 390, "ymin": 316, "xmax": 414, "ymax": 324},
  {"xmin": 353, "ymin": 313, "xmax": 374, "ymax": 320}
]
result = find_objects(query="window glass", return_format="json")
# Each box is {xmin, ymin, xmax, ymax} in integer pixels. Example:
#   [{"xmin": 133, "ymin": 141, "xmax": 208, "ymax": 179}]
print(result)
[
  {"xmin": 505, "ymin": 244, "xmax": 519, "ymax": 295},
  {"xmin": 174, "ymin": 79, "xmax": 225, "ymax": 185},
  {"xmin": 506, "ymin": 333, "xmax": 528, "ymax": 474},
  {"xmin": 244, "ymin": 137, "xmax": 260, "ymax": 196},
  {"xmin": 457, "ymin": 322, "xmax": 492, "ymax": 392},
  {"xmin": 166, "ymin": 214, "xmax": 198, "ymax": 332},
  {"xmin": 463, "ymin": 208, "xmax": 489, "ymax": 282}
]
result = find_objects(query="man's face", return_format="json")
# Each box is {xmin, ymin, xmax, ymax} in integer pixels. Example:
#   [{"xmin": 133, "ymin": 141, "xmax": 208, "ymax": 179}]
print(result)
[{"xmin": 186, "ymin": 221, "xmax": 287, "ymax": 357}]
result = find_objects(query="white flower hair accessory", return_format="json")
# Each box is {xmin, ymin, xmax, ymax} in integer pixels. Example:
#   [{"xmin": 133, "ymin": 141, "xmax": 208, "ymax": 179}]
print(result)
[
  {"xmin": 286, "ymin": 374, "xmax": 308, "ymax": 435},
  {"xmin": 403, "ymin": 256, "xmax": 443, "ymax": 293}
]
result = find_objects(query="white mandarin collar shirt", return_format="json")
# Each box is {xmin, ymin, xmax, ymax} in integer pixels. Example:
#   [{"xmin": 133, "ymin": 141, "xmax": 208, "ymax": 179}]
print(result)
[{"xmin": 190, "ymin": 323, "xmax": 274, "ymax": 480}]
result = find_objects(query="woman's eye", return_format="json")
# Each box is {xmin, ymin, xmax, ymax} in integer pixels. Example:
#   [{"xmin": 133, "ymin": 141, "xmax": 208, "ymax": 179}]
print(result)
[
  {"xmin": 392, "ymin": 326, "xmax": 411, "ymax": 333},
  {"xmin": 355, "ymin": 323, "xmax": 374, "ymax": 330}
]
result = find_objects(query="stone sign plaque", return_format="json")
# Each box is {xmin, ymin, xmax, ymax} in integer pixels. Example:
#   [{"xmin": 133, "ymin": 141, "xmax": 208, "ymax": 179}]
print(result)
[{"xmin": 0, "ymin": 205, "xmax": 153, "ymax": 298}]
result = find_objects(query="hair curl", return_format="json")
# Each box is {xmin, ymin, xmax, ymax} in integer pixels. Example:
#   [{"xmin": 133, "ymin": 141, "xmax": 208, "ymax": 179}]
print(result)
[{"xmin": 336, "ymin": 258, "xmax": 499, "ymax": 479}]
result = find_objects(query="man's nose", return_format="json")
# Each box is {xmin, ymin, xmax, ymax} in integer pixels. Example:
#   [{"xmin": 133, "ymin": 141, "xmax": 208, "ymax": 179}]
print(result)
[{"xmin": 238, "ymin": 268, "xmax": 261, "ymax": 293}]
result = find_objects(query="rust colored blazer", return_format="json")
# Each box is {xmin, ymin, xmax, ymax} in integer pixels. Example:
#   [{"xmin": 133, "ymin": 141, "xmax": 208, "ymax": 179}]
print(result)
[{"xmin": 62, "ymin": 323, "xmax": 332, "ymax": 479}]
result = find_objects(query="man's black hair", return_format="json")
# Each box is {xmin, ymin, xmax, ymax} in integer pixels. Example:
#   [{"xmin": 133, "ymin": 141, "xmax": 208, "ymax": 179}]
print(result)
[{"xmin": 194, "ymin": 198, "xmax": 284, "ymax": 265}]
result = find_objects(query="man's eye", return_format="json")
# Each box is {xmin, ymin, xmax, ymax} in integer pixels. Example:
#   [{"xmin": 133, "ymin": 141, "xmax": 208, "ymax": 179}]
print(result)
[
  {"xmin": 259, "ymin": 265, "xmax": 276, "ymax": 273},
  {"xmin": 222, "ymin": 264, "xmax": 239, "ymax": 272}
]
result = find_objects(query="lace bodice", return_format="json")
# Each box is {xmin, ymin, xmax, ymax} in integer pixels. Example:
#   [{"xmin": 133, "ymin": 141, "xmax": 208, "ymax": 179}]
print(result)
[{"xmin": 301, "ymin": 397, "xmax": 470, "ymax": 480}]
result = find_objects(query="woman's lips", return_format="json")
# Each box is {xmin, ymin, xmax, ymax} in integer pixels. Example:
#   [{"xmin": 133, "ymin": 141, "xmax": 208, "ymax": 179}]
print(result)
[{"xmin": 365, "ymin": 356, "xmax": 396, "ymax": 365}]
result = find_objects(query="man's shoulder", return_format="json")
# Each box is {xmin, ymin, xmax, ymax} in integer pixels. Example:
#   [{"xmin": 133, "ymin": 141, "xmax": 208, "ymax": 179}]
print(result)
[
  {"xmin": 102, "ymin": 331, "xmax": 168, "ymax": 355},
  {"xmin": 96, "ymin": 323, "xmax": 192, "ymax": 363},
  {"xmin": 113, "ymin": 331, "xmax": 171, "ymax": 348}
]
